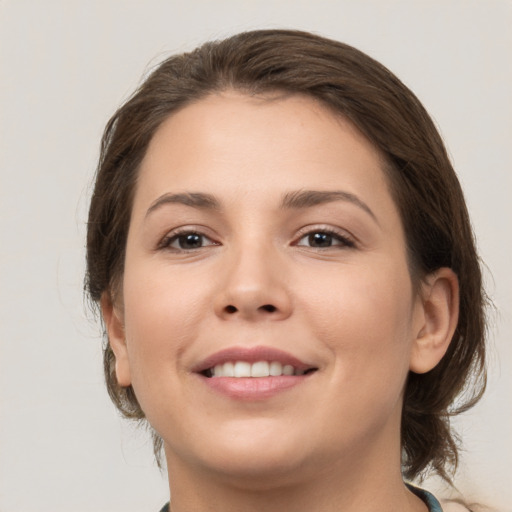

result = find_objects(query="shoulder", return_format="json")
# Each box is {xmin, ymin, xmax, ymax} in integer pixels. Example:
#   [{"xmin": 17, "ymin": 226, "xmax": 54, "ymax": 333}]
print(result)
[
  {"xmin": 441, "ymin": 501, "xmax": 472, "ymax": 512},
  {"xmin": 406, "ymin": 484, "xmax": 472, "ymax": 512}
]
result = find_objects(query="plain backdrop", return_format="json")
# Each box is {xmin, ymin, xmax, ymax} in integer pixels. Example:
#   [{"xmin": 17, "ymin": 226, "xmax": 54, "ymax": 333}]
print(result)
[{"xmin": 1, "ymin": 1, "xmax": 511, "ymax": 511}]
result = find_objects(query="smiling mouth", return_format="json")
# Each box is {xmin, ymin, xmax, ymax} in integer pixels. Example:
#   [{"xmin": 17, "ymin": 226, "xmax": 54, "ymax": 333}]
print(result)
[{"xmin": 202, "ymin": 361, "xmax": 318, "ymax": 378}]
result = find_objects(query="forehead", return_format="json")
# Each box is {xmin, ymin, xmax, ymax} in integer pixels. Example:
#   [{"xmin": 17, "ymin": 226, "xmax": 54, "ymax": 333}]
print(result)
[{"xmin": 134, "ymin": 91, "xmax": 395, "ymax": 218}]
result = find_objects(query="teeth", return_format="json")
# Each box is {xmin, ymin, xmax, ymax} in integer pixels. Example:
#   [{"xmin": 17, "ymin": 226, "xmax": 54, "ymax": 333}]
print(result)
[
  {"xmin": 251, "ymin": 361, "xmax": 269, "ymax": 377},
  {"xmin": 223, "ymin": 361, "xmax": 234, "ymax": 377},
  {"xmin": 269, "ymin": 361, "xmax": 282, "ymax": 376},
  {"xmin": 234, "ymin": 361, "xmax": 251, "ymax": 377},
  {"xmin": 210, "ymin": 361, "xmax": 308, "ymax": 378},
  {"xmin": 282, "ymin": 364, "xmax": 294, "ymax": 376}
]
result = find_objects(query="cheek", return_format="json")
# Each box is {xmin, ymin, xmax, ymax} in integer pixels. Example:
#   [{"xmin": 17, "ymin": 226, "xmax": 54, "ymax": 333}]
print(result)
[
  {"xmin": 121, "ymin": 261, "xmax": 212, "ymax": 383},
  {"xmin": 297, "ymin": 260, "xmax": 415, "ymax": 384}
]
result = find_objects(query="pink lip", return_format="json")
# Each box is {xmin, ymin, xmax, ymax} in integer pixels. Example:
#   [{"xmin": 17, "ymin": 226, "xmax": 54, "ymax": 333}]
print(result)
[
  {"xmin": 202, "ymin": 375, "xmax": 309, "ymax": 400},
  {"xmin": 192, "ymin": 346, "xmax": 317, "ymax": 401},
  {"xmin": 192, "ymin": 345, "xmax": 313, "ymax": 373}
]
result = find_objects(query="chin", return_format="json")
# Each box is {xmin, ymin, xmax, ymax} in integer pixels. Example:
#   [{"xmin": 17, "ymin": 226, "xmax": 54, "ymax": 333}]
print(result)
[
  {"xmin": 199, "ymin": 450, "xmax": 315, "ymax": 491},
  {"xmin": 165, "ymin": 421, "xmax": 319, "ymax": 489}
]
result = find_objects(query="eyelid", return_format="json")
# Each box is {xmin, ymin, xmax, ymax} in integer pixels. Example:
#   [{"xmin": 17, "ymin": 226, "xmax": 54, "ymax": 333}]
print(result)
[
  {"xmin": 293, "ymin": 225, "xmax": 357, "ymax": 248},
  {"xmin": 157, "ymin": 226, "xmax": 220, "ymax": 251}
]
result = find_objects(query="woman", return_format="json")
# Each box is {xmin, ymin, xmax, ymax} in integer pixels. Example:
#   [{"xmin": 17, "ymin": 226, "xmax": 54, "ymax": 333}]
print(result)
[{"xmin": 86, "ymin": 30, "xmax": 486, "ymax": 512}]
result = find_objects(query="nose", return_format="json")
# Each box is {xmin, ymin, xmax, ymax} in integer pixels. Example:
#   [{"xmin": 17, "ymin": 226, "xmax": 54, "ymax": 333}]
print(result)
[{"xmin": 213, "ymin": 244, "xmax": 293, "ymax": 321}]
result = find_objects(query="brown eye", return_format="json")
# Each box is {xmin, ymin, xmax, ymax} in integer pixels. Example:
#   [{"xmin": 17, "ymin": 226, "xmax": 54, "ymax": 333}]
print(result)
[
  {"xmin": 176, "ymin": 233, "xmax": 204, "ymax": 249},
  {"xmin": 296, "ymin": 230, "xmax": 355, "ymax": 249},
  {"xmin": 161, "ymin": 231, "xmax": 217, "ymax": 251},
  {"xmin": 308, "ymin": 233, "xmax": 333, "ymax": 247}
]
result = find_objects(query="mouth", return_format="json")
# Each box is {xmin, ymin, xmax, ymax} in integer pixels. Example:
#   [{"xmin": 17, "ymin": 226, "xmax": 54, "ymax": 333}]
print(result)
[
  {"xmin": 193, "ymin": 346, "xmax": 319, "ymax": 398},
  {"xmin": 202, "ymin": 360, "xmax": 318, "ymax": 378}
]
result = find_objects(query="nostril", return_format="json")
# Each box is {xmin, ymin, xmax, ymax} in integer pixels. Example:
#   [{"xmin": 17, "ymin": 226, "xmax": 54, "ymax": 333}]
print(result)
[{"xmin": 222, "ymin": 304, "xmax": 277, "ymax": 315}]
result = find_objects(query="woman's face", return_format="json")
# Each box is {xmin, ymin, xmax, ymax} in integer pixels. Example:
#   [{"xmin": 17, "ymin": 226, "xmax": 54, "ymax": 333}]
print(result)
[{"xmin": 107, "ymin": 92, "xmax": 428, "ymax": 483}]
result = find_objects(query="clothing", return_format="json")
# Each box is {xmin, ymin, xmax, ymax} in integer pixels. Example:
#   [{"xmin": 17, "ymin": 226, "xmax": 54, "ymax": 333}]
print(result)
[
  {"xmin": 408, "ymin": 484, "xmax": 444, "ymax": 512},
  {"xmin": 158, "ymin": 485, "xmax": 444, "ymax": 512}
]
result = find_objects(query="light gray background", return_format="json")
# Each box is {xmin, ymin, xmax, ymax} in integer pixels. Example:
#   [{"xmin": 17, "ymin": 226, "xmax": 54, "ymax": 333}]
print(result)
[{"xmin": 1, "ymin": 1, "xmax": 511, "ymax": 511}]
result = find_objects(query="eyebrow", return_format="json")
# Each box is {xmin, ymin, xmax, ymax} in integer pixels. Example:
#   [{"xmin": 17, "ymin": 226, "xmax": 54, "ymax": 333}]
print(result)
[
  {"xmin": 145, "ymin": 189, "xmax": 377, "ymax": 224},
  {"xmin": 146, "ymin": 192, "xmax": 221, "ymax": 218},
  {"xmin": 281, "ymin": 190, "xmax": 378, "ymax": 223}
]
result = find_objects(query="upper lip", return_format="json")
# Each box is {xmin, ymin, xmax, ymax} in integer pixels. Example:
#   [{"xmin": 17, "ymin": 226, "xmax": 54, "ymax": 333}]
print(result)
[{"xmin": 192, "ymin": 346, "xmax": 316, "ymax": 374}]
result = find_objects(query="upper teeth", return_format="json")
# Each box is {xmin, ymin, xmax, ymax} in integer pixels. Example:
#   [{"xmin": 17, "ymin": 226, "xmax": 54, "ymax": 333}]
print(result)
[{"xmin": 211, "ymin": 361, "xmax": 305, "ymax": 378}]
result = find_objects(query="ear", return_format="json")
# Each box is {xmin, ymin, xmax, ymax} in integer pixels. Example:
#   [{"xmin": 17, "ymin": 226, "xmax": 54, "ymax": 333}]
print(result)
[
  {"xmin": 409, "ymin": 268, "xmax": 459, "ymax": 374},
  {"xmin": 100, "ymin": 292, "xmax": 132, "ymax": 387}
]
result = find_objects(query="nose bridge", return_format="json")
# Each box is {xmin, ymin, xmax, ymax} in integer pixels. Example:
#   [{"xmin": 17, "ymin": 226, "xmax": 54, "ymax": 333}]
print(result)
[{"xmin": 214, "ymin": 235, "xmax": 292, "ymax": 320}]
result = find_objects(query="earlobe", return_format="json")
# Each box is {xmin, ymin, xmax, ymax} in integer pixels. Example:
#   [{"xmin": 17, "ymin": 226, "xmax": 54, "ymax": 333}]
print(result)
[
  {"xmin": 100, "ymin": 292, "xmax": 132, "ymax": 387},
  {"xmin": 409, "ymin": 268, "xmax": 459, "ymax": 374}
]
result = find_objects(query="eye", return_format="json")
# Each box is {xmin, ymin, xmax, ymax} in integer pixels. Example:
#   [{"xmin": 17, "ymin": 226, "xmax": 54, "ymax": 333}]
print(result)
[
  {"xmin": 295, "ymin": 230, "xmax": 355, "ymax": 249},
  {"xmin": 160, "ymin": 231, "xmax": 218, "ymax": 251}
]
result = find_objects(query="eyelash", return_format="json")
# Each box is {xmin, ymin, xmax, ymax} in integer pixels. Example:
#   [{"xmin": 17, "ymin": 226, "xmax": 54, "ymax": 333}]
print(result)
[
  {"xmin": 158, "ymin": 229, "xmax": 218, "ymax": 252},
  {"xmin": 157, "ymin": 226, "xmax": 356, "ymax": 253},
  {"xmin": 294, "ymin": 227, "xmax": 356, "ymax": 249}
]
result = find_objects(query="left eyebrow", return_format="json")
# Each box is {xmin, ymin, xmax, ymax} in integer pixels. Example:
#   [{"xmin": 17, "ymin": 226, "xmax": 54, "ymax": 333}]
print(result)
[
  {"xmin": 145, "ymin": 192, "xmax": 221, "ymax": 219},
  {"xmin": 280, "ymin": 190, "xmax": 378, "ymax": 224}
]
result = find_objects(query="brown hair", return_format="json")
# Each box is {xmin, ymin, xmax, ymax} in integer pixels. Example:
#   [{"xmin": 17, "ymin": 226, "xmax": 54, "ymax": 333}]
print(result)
[{"xmin": 85, "ymin": 29, "xmax": 486, "ymax": 482}]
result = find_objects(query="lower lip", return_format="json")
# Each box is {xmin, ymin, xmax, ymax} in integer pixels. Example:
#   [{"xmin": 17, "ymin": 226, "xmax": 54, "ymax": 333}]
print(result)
[{"xmin": 199, "ymin": 375, "xmax": 310, "ymax": 400}]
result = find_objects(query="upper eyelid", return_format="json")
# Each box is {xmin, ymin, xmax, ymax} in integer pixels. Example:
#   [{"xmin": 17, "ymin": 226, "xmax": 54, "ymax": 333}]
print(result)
[
  {"xmin": 295, "ymin": 232, "xmax": 355, "ymax": 249},
  {"xmin": 159, "ymin": 225, "xmax": 217, "ymax": 239},
  {"xmin": 293, "ymin": 225, "xmax": 356, "ymax": 242},
  {"xmin": 157, "ymin": 226, "xmax": 219, "ymax": 250},
  {"xmin": 155, "ymin": 224, "xmax": 357, "ymax": 247}
]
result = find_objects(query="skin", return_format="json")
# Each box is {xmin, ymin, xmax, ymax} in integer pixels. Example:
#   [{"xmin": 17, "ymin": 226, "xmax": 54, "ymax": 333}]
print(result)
[{"xmin": 102, "ymin": 92, "xmax": 459, "ymax": 512}]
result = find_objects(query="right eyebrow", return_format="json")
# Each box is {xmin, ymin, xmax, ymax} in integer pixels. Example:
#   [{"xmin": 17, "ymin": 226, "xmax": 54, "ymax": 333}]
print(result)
[
  {"xmin": 145, "ymin": 192, "xmax": 221, "ymax": 219},
  {"xmin": 280, "ymin": 189, "xmax": 379, "ymax": 225}
]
